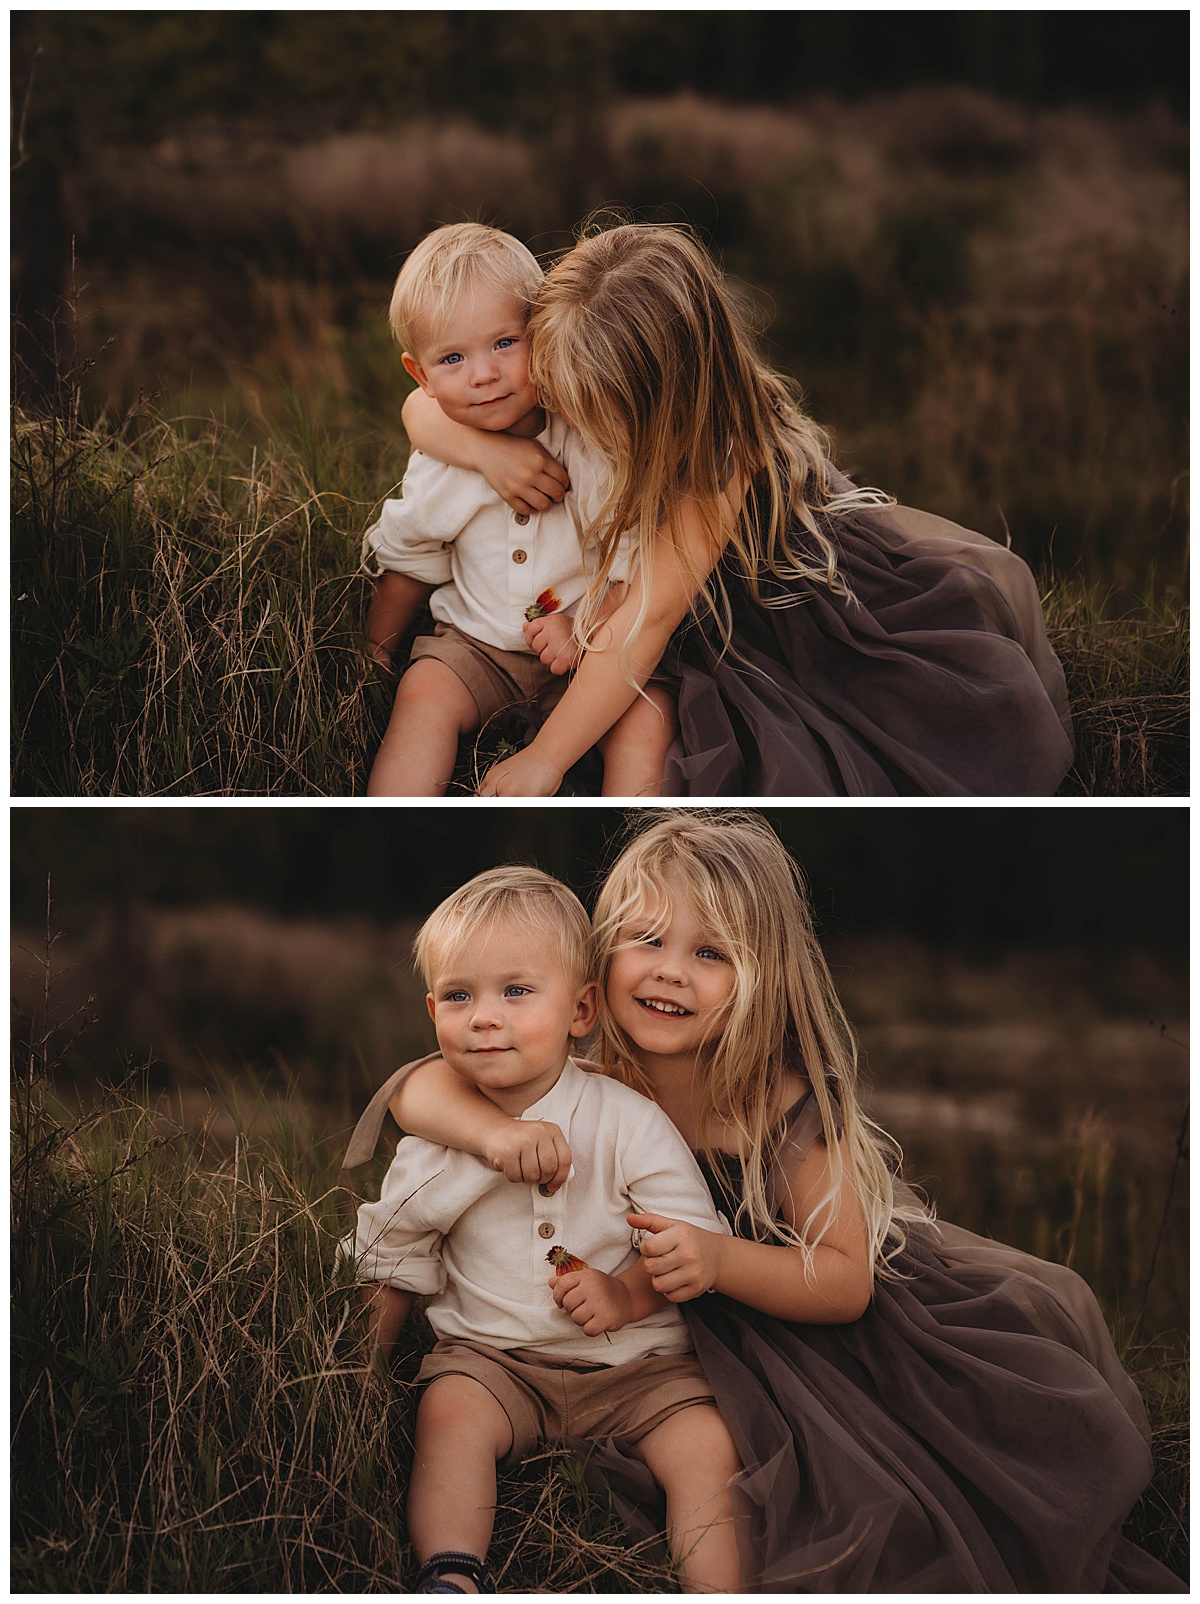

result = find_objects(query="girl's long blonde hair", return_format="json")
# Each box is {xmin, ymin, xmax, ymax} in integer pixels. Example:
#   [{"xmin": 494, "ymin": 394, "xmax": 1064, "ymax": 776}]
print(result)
[
  {"xmin": 528, "ymin": 222, "xmax": 892, "ymax": 660},
  {"xmin": 591, "ymin": 811, "xmax": 927, "ymax": 1281}
]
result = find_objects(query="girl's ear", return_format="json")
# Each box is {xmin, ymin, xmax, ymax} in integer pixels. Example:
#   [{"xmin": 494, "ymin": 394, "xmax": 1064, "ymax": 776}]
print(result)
[
  {"xmin": 569, "ymin": 982, "xmax": 599, "ymax": 1039},
  {"xmin": 402, "ymin": 351, "xmax": 431, "ymax": 392}
]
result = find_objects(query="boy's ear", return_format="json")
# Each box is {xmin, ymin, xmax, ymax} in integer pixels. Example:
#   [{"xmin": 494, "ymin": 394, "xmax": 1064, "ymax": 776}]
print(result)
[
  {"xmin": 402, "ymin": 351, "xmax": 431, "ymax": 392},
  {"xmin": 425, "ymin": 993, "xmax": 437, "ymax": 1023},
  {"xmin": 569, "ymin": 982, "xmax": 599, "ymax": 1039}
]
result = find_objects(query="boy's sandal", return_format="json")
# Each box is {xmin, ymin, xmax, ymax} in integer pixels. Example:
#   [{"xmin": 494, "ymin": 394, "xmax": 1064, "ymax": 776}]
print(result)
[{"xmin": 412, "ymin": 1551, "xmax": 492, "ymax": 1594}]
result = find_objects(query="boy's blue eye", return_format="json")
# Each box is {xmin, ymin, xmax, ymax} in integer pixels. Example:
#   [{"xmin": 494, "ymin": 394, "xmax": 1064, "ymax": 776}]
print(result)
[
  {"xmin": 496, "ymin": 336, "xmax": 517, "ymax": 350},
  {"xmin": 504, "ymin": 984, "xmax": 531, "ymax": 997},
  {"xmin": 445, "ymin": 989, "xmax": 469, "ymax": 1003},
  {"xmin": 442, "ymin": 353, "xmax": 463, "ymax": 366}
]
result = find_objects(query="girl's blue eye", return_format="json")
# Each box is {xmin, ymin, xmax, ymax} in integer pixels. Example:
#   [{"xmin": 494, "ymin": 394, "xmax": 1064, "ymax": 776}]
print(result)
[
  {"xmin": 636, "ymin": 933, "xmax": 661, "ymax": 948},
  {"xmin": 698, "ymin": 946, "xmax": 726, "ymax": 962}
]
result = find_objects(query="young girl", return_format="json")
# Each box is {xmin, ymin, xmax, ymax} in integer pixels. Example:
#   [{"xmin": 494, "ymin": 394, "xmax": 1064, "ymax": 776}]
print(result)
[
  {"xmin": 346, "ymin": 812, "xmax": 1181, "ymax": 1592},
  {"xmin": 401, "ymin": 223, "xmax": 1074, "ymax": 797}
]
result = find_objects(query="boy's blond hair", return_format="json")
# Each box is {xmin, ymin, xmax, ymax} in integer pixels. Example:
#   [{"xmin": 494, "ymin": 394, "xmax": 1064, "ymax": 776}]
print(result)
[
  {"xmin": 414, "ymin": 865, "xmax": 591, "ymax": 991},
  {"xmin": 389, "ymin": 223, "xmax": 543, "ymax": 354}
]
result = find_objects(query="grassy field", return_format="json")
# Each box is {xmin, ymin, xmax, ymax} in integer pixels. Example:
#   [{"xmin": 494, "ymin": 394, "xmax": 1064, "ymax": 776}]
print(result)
[
  {"xmin": 11, "ymin": 88, "xmax": 1189, "ymax": 796},
  {"xmin": 10, "ymin": 391, "xmax": 1188, "ymax": 797},
  {"xmin": 11, "ymin": 918, "xmax": 1189, "ymax": 1590}
]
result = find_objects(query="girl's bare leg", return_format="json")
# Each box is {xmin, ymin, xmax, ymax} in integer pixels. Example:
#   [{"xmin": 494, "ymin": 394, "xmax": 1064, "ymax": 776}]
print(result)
[
  {"xmin": 597, "ymin": 685, "xmax": 679, "ymax": 798},
  {"xmin": 637, "ymin": 1404, "xmax": 743, "ymax": 1593},
  {"xmin": 407, "ymin": 1375, "xmax": 514, "ymax": 1593},
  {"xmin": 367, "ymin": 659, "xmax": 479, "ymax": 796}
]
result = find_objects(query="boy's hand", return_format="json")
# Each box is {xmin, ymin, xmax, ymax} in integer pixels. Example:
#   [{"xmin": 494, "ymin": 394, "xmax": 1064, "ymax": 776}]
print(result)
[
  {"xmin": 473, "ymin": 433, "xmax": 570, "ymax": 518},
  {"xmin": 483, "ymin": 1119, "xmax": 572, "ymax": 1191},
  {"xmin": 478, "ymin": 746, "xmax": 564, "ymax": 797},
  {"xmin": 627, "ymin": 1213, "xmax": 727, "ymax": 1303},
  {"xmin": 549, "ymin": 1267, "xmax": 634, "ymax": 1336},
  {"xmin": 524, "ymin": 611, "xmax": 579, "ymax": 675}
]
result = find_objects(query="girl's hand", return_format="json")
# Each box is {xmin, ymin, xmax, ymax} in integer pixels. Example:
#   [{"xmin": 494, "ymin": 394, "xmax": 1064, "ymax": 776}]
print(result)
[
  {"xmin": 478, "ymin": 746, "xmax": 564, "ymax": 797},
  {"xmin": 483, "ymin": 1119, "xmax": 572, "ymax": 1190},
  {"xmin": 627, "ymin": 1212, "xmax": 728, "ymax": 1303},
  {"xmin": 473, "ymin": 433, "xmax": 570, "ymax": 518},
  {"xmin": 524, "ymin": 611, "xmax": 579, "ymax": 675},
  {"xmin": 549, "ymin": 1268, "xmax": 633, "ymax": 1336}
]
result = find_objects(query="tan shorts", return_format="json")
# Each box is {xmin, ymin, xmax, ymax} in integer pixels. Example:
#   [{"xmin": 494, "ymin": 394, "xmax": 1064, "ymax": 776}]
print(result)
[
  {"xmin": 417, "ymin": 1338, "xmax": 717, "ymax": 1466},
  {"xmin": 407, "ymin": 620, "xmax": 570, "ymax": 726}
]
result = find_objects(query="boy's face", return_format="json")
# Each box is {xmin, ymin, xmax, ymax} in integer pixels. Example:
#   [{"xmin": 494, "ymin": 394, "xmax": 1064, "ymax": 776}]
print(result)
[
  {"xmin": 426, "ymin": 917, "xmax": 596, "ymax": 1114},
  {"xmin": 403, "ymin": 286, "xmax": 543, "ymax": 439}
]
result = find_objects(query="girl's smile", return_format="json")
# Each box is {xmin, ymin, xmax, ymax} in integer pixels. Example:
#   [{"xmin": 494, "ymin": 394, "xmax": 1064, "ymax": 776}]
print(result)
[{"xmin": 606, "ymin": 873, "xmax": 735, "ymax": 1068}]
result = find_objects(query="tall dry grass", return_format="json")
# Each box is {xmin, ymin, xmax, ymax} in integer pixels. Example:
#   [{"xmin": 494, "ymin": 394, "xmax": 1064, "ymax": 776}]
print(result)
[{"xmin": 11, "ymin": 384, "xmax": 1187, "ymax": 796}]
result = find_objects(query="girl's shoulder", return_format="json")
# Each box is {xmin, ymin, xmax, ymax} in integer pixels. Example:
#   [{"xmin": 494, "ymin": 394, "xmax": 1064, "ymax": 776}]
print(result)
[{"xmin": 776, "ymin": 1071, "xmax": 813, "ymax": 1126}]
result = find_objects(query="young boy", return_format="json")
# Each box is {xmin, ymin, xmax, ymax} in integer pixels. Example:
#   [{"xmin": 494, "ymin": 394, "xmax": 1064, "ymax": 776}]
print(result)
[
  {"xmin": 363, "ymin": 223, "xmax": 677, "ymax": 798},
  {"xmin": 342, "ymin": 867, "xmax": 741, "ymax": 1594}
]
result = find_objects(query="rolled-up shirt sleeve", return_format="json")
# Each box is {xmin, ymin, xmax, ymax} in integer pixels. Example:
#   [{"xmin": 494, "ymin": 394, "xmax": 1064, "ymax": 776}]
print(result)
[
  {"xmin": 362, "ymin": 452, "xmax": 493, "ymax": 584},
  {"xmin": 340, "ymin": 1139, "xmax": 498, "ymax": 1296}
]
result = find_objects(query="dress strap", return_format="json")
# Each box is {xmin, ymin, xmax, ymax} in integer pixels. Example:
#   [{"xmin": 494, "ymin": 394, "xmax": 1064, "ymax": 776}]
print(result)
[{"xmin": 341, "ymin": 1051, "xmax": 443, "ymax": 1169}]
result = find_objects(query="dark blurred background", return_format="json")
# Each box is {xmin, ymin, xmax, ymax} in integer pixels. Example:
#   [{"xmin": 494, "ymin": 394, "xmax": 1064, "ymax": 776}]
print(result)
[
  {"xmin": 10, "ymin": 804, "xmax": 1188, "ymax": 1330},
  {"xmin": 11, "ymin": 11, "xmax": 1189, "ymax": 587}
]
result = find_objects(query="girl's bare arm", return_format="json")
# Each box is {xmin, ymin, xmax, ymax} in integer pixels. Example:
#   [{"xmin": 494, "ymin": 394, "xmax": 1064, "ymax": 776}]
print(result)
[
  {"xmin": 389, "ymin": 1055, "xmax": 572, "ymax": 1189},
  {"xmin": 480, "ymin": 494, "xmax": 730, "ymax": 796},
  {"xmin": 630, "ymin": 1133, "xmax": 874, "ymax": 1324},
  {"xmin": 401, "ymin": 389, "xmax": 569, "ymax": 515}
]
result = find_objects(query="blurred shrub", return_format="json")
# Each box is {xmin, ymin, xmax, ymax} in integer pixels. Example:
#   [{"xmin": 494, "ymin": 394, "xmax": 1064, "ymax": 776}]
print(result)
[{"xmin": 48, "ymin": 89, "xmax": 1186, "ymax": 588}]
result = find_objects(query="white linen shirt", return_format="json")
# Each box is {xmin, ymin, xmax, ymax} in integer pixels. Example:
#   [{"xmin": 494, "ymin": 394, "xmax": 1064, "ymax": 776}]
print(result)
[
  {"xmin": 362, "ymin": 414, "xmax": 631, "ymax": 654},
  {"xmin": 343, "ymin": 1058, "xmax": 728, "ymax": 1366}
]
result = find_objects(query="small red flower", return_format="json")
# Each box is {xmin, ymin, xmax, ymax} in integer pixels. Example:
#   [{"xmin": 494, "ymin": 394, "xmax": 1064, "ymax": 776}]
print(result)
[
  {"xmin": 546, "ymin": 1245, "xmax": 589, "ymax": 1275},
  {"xmin": 525, "ymin": 589, "xmax": 562, "ymax": 621}
]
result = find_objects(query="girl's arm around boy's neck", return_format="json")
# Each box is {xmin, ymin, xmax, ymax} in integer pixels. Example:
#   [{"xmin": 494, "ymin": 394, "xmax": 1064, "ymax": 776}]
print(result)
[
  {"xmin": 401, "ymin": 388, "xmax": 569, "ymax": 517},
  {"xmin": 389, "ymin": 1055, "xmax": 573, "ymax": 1191}
]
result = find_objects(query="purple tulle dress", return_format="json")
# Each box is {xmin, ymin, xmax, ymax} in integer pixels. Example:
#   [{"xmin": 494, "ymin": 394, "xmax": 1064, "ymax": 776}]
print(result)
[
  {"xmin": 656, "ymin": 482, "xmax": 1074, "ymax": 797},
  {"xmin": 576, "ymin": 1093, "xmax": 1183, "ymax": 1592}
]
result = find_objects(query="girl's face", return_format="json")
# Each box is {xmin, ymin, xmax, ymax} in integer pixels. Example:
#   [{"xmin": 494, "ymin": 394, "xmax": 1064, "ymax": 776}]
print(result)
[{"xmin": 605, "ymin": 872, "xmax": 736, "ymax": 1072}]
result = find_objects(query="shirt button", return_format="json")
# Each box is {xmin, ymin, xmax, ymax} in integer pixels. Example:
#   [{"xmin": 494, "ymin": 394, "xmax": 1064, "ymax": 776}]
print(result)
[
  {"xmin": 538, "ymin": 1183, "xmax": 553, "ymax": 1197},
  {"xmin": 512, "ymin": 549, "xmax": 527, "ymax": 564},
  {"xmin": 537, "ymin": 1222, "xmax": 555, "ymax": 1239},
  {"xmin": 514, "ymin": 513, "xmax": 530, "ymax": 526}
]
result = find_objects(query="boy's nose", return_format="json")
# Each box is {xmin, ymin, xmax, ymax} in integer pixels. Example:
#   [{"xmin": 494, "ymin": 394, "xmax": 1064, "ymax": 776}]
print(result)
[{"xmin": 469, "ymin": 355, "xmax": 500, "ymax": 385}]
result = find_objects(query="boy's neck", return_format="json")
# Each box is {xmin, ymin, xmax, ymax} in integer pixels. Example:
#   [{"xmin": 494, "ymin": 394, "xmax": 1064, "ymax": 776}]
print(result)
[
  {"xmin": 500, "ymin": 404, "xmax": 546, "ymax": 440},
  {"xmin": 480, "ymin": 1054, "xmax": 570, "ymax": 1117}
]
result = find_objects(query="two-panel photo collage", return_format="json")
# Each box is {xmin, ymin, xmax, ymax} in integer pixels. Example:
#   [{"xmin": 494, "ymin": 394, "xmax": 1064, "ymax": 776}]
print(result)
[{"xmin": 11, "ymin": 13, "xmax": 1188, "ymax": 1598}]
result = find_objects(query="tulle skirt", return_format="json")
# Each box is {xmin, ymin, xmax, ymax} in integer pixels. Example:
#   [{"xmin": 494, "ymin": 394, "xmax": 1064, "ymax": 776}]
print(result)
[
  {"xmin": 575, "ymin": 1219, "xmax": 1181, "ymax": 1591},
  {"xmin": 660, "ymin": 502, "xmax": 1074, "ymax": 797}
]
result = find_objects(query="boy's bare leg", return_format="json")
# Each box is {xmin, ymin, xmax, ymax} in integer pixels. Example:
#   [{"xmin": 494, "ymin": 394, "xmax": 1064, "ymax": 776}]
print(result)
[
  {"xmin": 637, "ymin": 1404, "xmax": 742, "ymax": 1594},
  {"xmin": 597, "ymin": 686, "xmax": 679, "ymax": 798},
  {"xmin": 408, "ymin": 1375, "xmax": 514, "ymax": 1593},
  {"xmin": 367, "ymin": 659, "xmax": 479, "ymax": 796}
]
